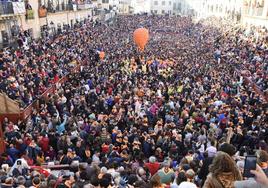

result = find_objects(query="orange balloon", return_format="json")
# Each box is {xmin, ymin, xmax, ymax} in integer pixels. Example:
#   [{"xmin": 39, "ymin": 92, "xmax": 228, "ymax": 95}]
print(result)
[
  {"xmin": 133, "ymin": 28, "xmax": 149, "ymax": 51},
  {"xmin": 99, "ymin": 51, "xmax": 105, "ymax": 60}
]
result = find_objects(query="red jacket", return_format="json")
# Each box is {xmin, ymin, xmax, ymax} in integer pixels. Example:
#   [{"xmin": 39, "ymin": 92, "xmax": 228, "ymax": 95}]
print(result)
[
  {"xmin": 39, "ymin": 136, "xmax": 49, "ymax": 152},
  {"xmin": 145, "ymin": 162, "xmax": 160, "ymax": 176}
]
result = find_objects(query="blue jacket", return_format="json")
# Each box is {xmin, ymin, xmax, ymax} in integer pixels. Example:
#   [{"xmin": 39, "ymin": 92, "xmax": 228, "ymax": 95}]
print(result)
[
  {"xmin": 7, "ymin": 147, "xmax": 19, "ymax": 162},
  {"xmin": 56, "ymin": 116, "xmax": 68, "ymax": 134}
]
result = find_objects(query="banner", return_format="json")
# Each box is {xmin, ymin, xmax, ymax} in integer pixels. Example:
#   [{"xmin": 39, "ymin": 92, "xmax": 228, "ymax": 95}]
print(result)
[
  {"xmin": 12, "ymin": 2, "xmax": 26, "ymax": 14},
  {"xmin": 39, "ymin": 7, "xmax": 47, "ymax": 18},
  {"xmin": 26, "ymin": 9, "xmax": 34, "ymax": 19}
]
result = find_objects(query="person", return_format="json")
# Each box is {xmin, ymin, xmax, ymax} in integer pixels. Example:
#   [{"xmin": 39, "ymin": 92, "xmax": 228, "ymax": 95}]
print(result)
[
  {"xmin": 204, "ymin": 152, "xmax": 242, "ymax": 188},
  {"xmin": 170, "ymin": 172, "xmax": 187, "ymax": 188},
  {"xmin": 198, "ymin": 152, "xmax": 214, "ymax": 186},
  {"xmin": 157, "ymin": 159, "xmax": 175, "ymax": 185},
  {"xmin": 0, "ymin": 14, "xmax": 267, "ymax": 188},
  {"xmin": 149, "ymin": 174, "xmax": 165, "ymax": 188},
  {"xmin": 145, "ymin": 156, "xmax": 161, "ymax": 176},
  {"xmin": 235, "ymin": 165, "xmax": 268, "ymax": 188},
  {"xmin": 251, "ymin": 165, "xmax": 268, "ymax": 187}
]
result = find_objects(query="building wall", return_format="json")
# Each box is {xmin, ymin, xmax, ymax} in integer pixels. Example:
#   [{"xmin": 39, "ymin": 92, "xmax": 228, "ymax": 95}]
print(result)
[
  {"xmin": 129, "ymin": 0, "xmax": 151, "ymax": 14},
  {"xmin": 195, "ymin": 0, "xmax": 243, "ymax": 19},
  {"xmin": 241, "ymin": 0, "xmax": 268, "ymax": 28},
  {"xmin": 150, "ymin": 0, "xmax": 174, "ymax": 15},
  {"xmin": 0, "ymin": 0, "xmax": 93, "ymax": 45},
  {"xmin": 192, "ymin": 0, "xmax": 268, "ymax": 28}
]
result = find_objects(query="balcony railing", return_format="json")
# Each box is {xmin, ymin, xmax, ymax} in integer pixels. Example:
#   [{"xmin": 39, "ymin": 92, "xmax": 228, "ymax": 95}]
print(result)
[
  {"xmin": 0, "ymin": 2, "xmax": 14, "ymax": 15},
  {"xmin": 0, "ymin": 2, "xmax": 26, "ymax": 16},
  {"xmin": 45, "ymin": 2, "xmax": 93, "ymax": 13},
  {"xmin": 46, "ymin": 3, "xmax": 72, "ymax": 13},
  {"xmin": 77, "ymin": 3, "xmax": 94, "ymax": 10}
]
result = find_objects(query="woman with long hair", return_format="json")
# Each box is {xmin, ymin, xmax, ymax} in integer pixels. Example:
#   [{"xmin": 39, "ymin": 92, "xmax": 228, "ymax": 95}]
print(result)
[
  {"xmin": 203, "ymin": 152, "xmax": 242, "ymax": 188},
  {"xmin": 150, "ymin": 174, "xmax": 165, "ymax": 188}
]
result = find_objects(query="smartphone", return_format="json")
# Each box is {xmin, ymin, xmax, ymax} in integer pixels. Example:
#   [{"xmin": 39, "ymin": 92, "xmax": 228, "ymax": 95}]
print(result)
[{"xmin": 243, "ymin": 155, "xmax": 257, "ymax": 177}]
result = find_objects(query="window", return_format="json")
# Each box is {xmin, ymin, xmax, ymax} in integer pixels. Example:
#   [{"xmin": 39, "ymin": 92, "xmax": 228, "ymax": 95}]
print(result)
[
  {"xmin": 169, "ymin": 1, "xmax": 171, "ymax": 5},
  {"xmin": 162, "ymin": 1, "xmax": 165, "ymax": 5},
  {"xmin": 162, "ymin": 10, "xmax": 165, "ymax": 14},
  {"xmin": 154, "ymin": 1, "xmax": 158, "ymax": 5},
  {"xmin": 154, "ymin": 10, "xmax": 157, "ymax": 14},
  {"xmin": 178, "ymin": 3, "xmax": 181, "ymax": 11}
]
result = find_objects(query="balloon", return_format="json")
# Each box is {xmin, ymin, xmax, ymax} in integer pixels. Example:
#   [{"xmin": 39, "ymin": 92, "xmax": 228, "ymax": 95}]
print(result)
[
  {"xmin": 133, "ymin": 28, "xmax": 149, "ymax": 51},
  {"xmin": 99, "ymin": 51, "xmax": 105, "ymax": 60}
]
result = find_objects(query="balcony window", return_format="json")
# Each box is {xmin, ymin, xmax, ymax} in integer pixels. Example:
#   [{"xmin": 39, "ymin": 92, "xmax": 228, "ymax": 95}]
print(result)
[
  {"xmin": 178, "ymin": 3, "xmax": 181, "ymax": 11},
  {"xmin": 256, "ymin": 0, "xmax": 264, "ymax": 7},
  {"xmin": 40, "ymin": 0, "xmax": 78, "ymax": 13},
  {"xmin": 162, "ymin": 1, "xmax": 165, "ymax": 6},
  {"xmin": 0, "ymin": 2, "xmax": 14, "ymax": 15},
  {"xmin": 243, "ymin": 0, "xmax": 249, "ymax": 6},
  {"xmin": 253, "ymin": 6, "xmax": 263, "ymax": 16}
]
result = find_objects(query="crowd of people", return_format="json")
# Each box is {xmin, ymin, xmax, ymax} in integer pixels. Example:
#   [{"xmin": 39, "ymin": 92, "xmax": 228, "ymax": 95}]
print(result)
[{"xmin": 0, "ymin": 14, "xmax": 268, "ymax": 188}]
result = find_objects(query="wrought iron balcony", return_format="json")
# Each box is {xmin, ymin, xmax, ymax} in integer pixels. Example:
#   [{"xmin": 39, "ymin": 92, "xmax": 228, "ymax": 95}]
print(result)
[
  {"xmin": 0, "ymin": 2, "xmax": 25, "ymax": 17},
  {"xmin": 44, "ymin": 2, "xmax": 93, "ymax": 13}
]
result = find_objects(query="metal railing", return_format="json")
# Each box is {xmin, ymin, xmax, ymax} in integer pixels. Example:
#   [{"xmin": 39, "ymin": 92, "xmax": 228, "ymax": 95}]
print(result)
[
  {"xmin": 0, "ymin": 1, "xmax": 26, "ymax": 16},
  {"xmin": 46, "ymin": 3, "xmax": 73, "ymax": 13},
  {"xmin": 45, "ymin": 2, "xmax": 93, "ymax": 13},
  {"xmin": 77, "ymin": 3, "xmax": 93, "ymax": 10},
  {"xmin": 0, "ymin": 2, "xmax": 14, "ymax": 15}
]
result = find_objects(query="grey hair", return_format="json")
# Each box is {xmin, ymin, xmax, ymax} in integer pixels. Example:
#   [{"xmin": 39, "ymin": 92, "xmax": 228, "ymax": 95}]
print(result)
[{"xmin": 149, "ymin": 156, "xmax": 156, "ymax": 163}]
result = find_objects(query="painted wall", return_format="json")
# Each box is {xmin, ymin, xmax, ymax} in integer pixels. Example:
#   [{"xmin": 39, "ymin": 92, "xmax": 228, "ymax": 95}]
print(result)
[{"xmin": 0, "ymin": 0, "xmax": 93, "ymax": 44}]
